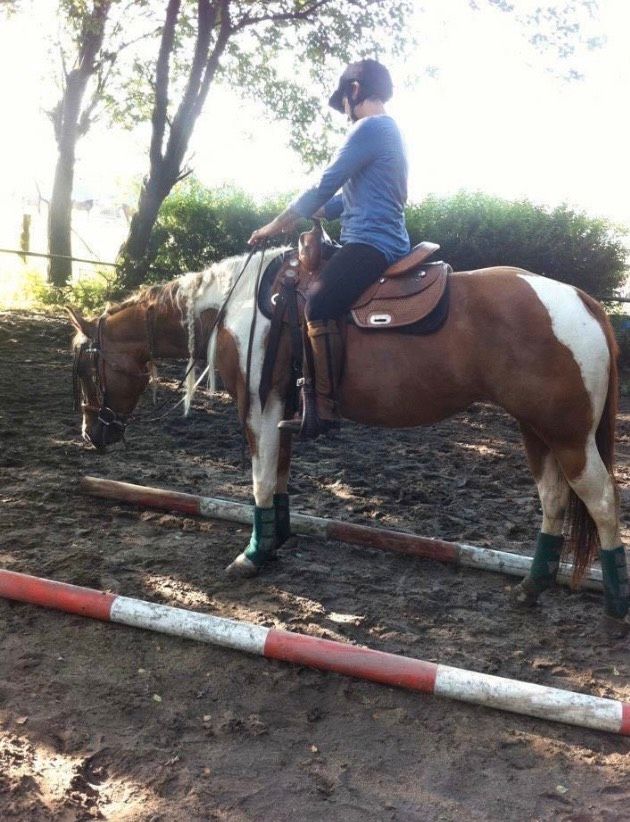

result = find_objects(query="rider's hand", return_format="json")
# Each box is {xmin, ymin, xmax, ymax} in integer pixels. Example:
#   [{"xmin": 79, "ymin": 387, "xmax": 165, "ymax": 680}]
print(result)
[
  {"xmin": 248, "ymin": 222, "xmax": 277, "ymax": 246},
  {"xmin": 248, "ymin": 209, "xmax": 301, "ymax": 246}
]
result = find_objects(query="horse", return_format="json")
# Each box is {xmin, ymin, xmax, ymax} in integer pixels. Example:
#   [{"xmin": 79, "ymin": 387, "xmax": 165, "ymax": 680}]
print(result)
[{"xmin": 68, "ymin": 246, "xmax": 629, "ymax": 637}]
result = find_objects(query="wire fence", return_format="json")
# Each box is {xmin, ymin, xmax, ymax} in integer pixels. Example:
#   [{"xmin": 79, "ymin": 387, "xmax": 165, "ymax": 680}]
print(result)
[
  {"xmin": 1, "ymin": 245, "xmax": 629, "ymax": 305},
  {"xmin": 0, "ymin": 247, "xmax": 117, "ymax": 267}
]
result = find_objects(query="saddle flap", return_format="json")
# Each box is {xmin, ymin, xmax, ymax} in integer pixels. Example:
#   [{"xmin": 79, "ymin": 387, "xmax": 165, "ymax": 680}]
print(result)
[{"xmin": 351, "ymin": 262, "xmax": 451, "ymax": 329}]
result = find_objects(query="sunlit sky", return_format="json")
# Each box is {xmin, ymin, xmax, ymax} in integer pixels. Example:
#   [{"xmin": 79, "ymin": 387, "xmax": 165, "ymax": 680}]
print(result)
[{"xmin": 1, "ymin": 0, "xmax": 629, "ymax": 231}]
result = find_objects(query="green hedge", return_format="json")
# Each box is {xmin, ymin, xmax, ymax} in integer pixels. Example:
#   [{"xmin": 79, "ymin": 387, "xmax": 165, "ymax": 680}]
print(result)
[
  {"xmin": 145, "ymin": 181, "xmax": 294, "ymax": 280},
  {"xmin": 405, "ymin": 192, "xmax": 627, "ymax": 296},
  {"xmin": 146, "ymin": 181, "xmax": 628, "ymax": 298}
]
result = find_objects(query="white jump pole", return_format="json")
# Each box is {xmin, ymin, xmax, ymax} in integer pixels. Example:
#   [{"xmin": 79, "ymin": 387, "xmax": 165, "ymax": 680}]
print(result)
[
  {"xmin": 80, "ymin": 476, "xmax": 604, "ymax": 591},
  {"xmin": 0, "ymin": 569, "xmax": 627, "ymax": 736}
]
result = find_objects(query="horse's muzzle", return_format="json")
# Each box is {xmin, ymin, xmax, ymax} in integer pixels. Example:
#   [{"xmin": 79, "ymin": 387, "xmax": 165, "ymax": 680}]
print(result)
[{"xmin": 86, "ymin": 407, "xmax": 127, "ymax": 449}]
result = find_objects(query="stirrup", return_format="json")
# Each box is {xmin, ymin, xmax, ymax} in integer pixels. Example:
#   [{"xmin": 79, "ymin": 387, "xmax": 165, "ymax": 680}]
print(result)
[
  {"xmin": 277, "ymin": 379, "xmax": 338, "ymax": 440},
  {"xmin": 277, "ymin": 413, "xmax": 303, "ymax": 435}
]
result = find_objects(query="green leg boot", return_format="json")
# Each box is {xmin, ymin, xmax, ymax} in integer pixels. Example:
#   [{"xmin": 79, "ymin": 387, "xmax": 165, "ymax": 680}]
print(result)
[
  {"xmin": 225, "ymin": 506, "xmax": 275, "ymax": 578},
  {"xmin": 511, "ymin": 532, "xmax": 563, "ymax": 607},
  {"xmin": 244, "ymin": 506, "xmax": 276, "ymax": 568},
  {"xmin": 273, "ymin": 493, "xmax": 292, "ymax": 549},
  {"xmin": 600, "ymin": 546, "xmax": 629, "ymax": 638}
]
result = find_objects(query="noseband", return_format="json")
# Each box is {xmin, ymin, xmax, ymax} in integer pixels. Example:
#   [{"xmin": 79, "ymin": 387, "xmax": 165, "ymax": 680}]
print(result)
[{"xmin": 73, "ymin": 312, "xmax": 154, "ymax": 438}]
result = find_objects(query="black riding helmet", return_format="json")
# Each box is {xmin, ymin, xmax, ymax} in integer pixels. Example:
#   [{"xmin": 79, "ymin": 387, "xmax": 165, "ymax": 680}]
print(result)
[{"xmin": 328, "ymin": 59, "xmax": 393, "ymax": 113}]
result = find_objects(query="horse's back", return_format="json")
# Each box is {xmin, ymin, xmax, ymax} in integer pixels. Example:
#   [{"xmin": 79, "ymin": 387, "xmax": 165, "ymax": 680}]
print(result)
[{"xmin": 342, "ymin": 266, "xmax": 612, "ymax": 429}]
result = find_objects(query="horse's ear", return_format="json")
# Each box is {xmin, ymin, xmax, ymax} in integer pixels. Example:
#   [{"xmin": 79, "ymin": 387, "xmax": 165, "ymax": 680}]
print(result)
[{"xmin": 66, "ymin": 306, "xmax": 97, "ymax": 339}]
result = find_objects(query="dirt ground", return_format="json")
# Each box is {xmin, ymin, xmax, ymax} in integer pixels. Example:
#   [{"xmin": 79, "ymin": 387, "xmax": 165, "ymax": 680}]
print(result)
[{"xmin": 1, "ymin": 308, "xmax": 629, "ymax": 821}]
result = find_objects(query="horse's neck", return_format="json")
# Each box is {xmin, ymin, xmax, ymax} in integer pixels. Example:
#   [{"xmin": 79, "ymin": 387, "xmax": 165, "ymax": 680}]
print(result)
[
  {"xmin": 107, "ymin": 302, "xmax": 187, "ymax": 361},
  {"xmin": 147, "ymin": 301, "xmax": 189, "ymax": 359}
]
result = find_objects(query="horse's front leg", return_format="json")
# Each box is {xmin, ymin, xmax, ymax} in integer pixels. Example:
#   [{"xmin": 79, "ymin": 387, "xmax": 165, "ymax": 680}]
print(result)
[{"xmin": 225, "ymin": 394, "xmax": 289, "ymax": 577}]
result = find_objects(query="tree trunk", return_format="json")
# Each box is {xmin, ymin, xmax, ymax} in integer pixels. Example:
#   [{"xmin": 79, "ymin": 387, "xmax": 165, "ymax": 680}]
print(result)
[
  {"xmin": 47, "ymin": 1, "xmax": 112, "ymax": 287},
  {"xmin": 116, "ymin": 0, "xmax": 231, "ymax": 291},
  {"xmin": 116, "ymin": 173, "xmax": 175, "ymax": 290},
  {"xmin": 19, "ymin": 214, "xmax": 31, "ymax": 263},
  {"xmin": 48, "ymin": 73, "xmax": 87, "ymax": 286}
]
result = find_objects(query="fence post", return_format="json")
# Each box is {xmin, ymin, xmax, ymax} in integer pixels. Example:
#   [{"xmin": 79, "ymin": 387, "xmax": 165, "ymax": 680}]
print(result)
[{"xmin": 19, "ymin": 214, "xmax": 31, "ymax": 263}]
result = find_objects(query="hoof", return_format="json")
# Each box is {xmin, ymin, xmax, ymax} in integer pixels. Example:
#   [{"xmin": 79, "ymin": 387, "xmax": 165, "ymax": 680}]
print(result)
[
  {"xmin": 225, "ymin": 554, "xmax": 258, "ymax": 578},
  {"xmin": 602, "ymin": 613, "xmax": 630, "ymax": 640},
  {"xmin": 509, "ymin": 579, "xmax": 540, "ymax": 609}
]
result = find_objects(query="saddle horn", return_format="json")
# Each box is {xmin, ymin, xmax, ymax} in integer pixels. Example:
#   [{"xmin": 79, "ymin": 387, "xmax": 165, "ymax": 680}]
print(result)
[{"xmin": 298, "ymin": 219, "xmax": 324, "ymax": 273}]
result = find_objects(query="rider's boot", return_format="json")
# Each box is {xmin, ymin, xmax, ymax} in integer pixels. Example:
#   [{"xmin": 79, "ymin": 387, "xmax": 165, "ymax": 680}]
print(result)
[{"xmin": 278, "ymin": 319, "xmax": 342, "ymax": 439}]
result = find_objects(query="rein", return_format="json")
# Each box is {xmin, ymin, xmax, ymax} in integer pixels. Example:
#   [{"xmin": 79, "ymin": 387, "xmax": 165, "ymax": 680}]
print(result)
[{"xmin": 242, "ymin": 243, "xmax": 268, "ymax": 427}]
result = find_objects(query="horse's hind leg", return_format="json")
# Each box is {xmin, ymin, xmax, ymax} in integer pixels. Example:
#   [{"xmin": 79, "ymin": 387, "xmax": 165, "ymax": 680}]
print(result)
[
  {"xmin": 511, "ymin": 424, "xmax": 569, "ymax": 607},
  {"xmin": 556, "ymin": 437, "xmax": 628, "ymax": 635}
]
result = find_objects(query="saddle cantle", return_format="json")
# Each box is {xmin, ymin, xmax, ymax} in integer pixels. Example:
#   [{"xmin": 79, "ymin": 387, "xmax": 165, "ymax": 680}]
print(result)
[{"xmin": 382, "ymin": 241, "xmax": 440, "ymax": 278}]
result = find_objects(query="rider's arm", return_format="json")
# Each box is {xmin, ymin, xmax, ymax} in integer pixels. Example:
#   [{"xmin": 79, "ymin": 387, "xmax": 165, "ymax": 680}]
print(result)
[
  {"xmin": 322, "ymin": 194, "xmax": 343, "ymax": 220},
  {"xmin": 289, "ymin": 119, "xmax": 380, "ymax": 219},
  {"xmin": 248, "ymin": 120, "xmax": 378, "ymax": 245}
]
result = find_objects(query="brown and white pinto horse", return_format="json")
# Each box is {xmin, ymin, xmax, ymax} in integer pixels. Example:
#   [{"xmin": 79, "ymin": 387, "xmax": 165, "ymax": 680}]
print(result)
[{"xmin": 68, "ymin": 248, "xmax": 628, "ymax": 634}]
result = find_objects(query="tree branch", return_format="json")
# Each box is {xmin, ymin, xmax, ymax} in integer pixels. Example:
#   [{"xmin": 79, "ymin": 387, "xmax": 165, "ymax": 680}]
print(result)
[
  {"xmin": 167, "ymin": 0, "xmax": 224, "ymax": 165},
  {"xmin": 195, "ymin": 0, "xmax": 231, "ymax": 116},
  {"xmin": 232, "ymin": 0, "xmax": 333, "ymax": 32},
  {"xmin": 150, "ymin": 0, "xmax": 181, "ymax": 169},
  {"xmin": 77, "ymin": 0, "xmax": 113, "ymax": 78}
]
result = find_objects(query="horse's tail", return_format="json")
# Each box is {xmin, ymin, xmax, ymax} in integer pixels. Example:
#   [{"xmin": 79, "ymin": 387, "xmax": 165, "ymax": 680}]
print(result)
[{"xmin": 565, "ymin": 292, "xmax": 619, "ymax": 586}]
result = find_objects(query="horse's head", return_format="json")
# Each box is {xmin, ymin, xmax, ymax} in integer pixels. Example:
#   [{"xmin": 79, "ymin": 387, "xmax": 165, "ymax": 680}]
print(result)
[{"xmin": 68, "ymin": 306, "xmax": 152, "ymax": 449}]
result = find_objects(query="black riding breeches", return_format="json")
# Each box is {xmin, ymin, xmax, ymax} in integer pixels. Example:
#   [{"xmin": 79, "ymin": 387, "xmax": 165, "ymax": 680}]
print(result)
[{"xmin": 305, "ymin": 242, "xmax": 388, "ymax": 322}]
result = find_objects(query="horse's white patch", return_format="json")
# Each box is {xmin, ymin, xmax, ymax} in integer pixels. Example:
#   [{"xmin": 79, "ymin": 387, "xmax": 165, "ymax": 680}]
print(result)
[
  {"xmin": 568, "ymin": 434, "xmax": 620, "ymax": 547},
  {"xmin": 517, "ymin": 274, "xmax": 609, "ymax": 430},
  {"xmin": 248, "ymin": 391, "xmax": 285, "ymax": 507}
]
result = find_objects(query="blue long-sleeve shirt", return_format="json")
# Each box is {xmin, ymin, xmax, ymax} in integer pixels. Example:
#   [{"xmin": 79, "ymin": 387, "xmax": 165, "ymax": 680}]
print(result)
[{"xmin": 289, "ymin": 115, "xmax": 410, "ymax": 264}]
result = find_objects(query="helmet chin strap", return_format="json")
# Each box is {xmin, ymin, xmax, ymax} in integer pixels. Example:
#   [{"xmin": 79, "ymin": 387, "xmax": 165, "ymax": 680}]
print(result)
[{"xmin": 345, "ymin": 83, "xmax": 361, "ymax": 123}]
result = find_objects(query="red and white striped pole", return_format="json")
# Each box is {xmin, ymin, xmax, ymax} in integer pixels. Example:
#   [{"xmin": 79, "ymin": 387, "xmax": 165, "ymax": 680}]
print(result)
[
  {"xmin": 80, "ymin": 476, "xmax": 604, "ymax": 590},
  {"xmin": 1, "ymin": 568, "xmax": 627, "ymax": 736}
]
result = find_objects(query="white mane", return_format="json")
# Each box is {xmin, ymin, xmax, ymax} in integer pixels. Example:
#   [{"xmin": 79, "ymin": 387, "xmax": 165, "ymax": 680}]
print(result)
[{"xmin": 177, "ymin": 247, "xmax": 288, "ymax": 412}]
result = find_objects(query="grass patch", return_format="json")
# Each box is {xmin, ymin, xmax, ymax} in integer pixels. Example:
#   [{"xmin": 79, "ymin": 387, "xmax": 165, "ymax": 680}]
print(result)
[{"xmin": 0, "ymin": 264, "xmax": 115, "ymax": 313}]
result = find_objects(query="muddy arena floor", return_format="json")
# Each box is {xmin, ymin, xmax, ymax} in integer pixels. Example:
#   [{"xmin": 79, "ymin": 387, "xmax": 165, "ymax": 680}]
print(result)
[{"xmin": 1, "ymin": 309, "xmax": 629, "ymax": 821}]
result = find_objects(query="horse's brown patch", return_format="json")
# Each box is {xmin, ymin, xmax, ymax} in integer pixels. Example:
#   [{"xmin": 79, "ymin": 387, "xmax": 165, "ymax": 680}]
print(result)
[{"xmin": 340, "ymin": 270, "xmax": 593, "ymax": 461}]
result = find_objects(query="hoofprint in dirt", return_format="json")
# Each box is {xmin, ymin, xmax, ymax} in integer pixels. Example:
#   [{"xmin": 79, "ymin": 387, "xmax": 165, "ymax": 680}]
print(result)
[{"xmin": 1, "ymin": 310, "xmax": 629, "ymax": 821}]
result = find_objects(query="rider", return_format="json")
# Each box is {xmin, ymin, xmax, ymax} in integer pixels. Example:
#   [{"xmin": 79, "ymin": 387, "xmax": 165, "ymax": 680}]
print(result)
[{"xmin": 249, "ymin": 59, "xmax": 410, "ymax": 438}]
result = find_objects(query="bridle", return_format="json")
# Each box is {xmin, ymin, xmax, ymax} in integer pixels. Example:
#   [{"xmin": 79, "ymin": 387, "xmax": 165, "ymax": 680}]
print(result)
[
  {"xmin": 72, "ymin": 311, "xmax": 154, "ymax": 441},
  {"xmin": 71, "ymin": 243, "xmax": 268, "ymax": 445}
]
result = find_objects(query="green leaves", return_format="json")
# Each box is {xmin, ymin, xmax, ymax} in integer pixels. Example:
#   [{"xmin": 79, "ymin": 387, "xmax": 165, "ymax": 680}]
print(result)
[
  {"xmin": 478, "ymin": 0, "xmax": 606, "ymax": 81},
  {"xmin": 219, "ymin": 0, "xmax": 413, "ymax": 167},
  {"xmin": 145, "ymin": 182, "xmax": 627, "ymax": 298},
  {"xmin": 406, "ymin": 191, "xmax": 627, "ymax": 296}
]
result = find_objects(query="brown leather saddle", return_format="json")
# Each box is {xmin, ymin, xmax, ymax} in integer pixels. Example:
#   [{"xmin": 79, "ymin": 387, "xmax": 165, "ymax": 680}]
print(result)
[
  {"xmin": 258, "ymin": 224, "xmax": 451, "ymax": 411},
  {"xmin": 258, "ymin": 228, "xmax": 451, "ymax": 331}
]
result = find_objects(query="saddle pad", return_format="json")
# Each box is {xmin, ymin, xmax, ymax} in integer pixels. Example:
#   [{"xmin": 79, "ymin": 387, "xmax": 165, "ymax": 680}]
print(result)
[
  {"xmin": 351, "ymin": 261, "xmax": 451, "ymax": 329},
  {"xmin": 257, "ymin": 246, "xmax": 338, "ymax": 321}
]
